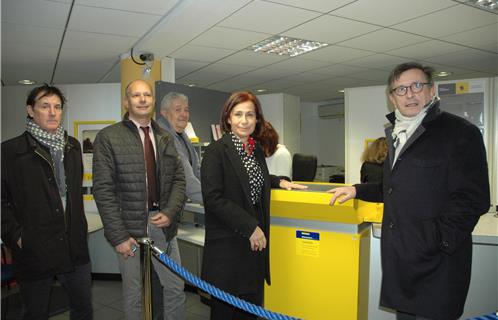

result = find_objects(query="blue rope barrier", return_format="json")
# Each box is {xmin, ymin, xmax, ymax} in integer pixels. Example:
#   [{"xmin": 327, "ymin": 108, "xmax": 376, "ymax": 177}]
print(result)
[
  {"xmin": 151, "ymin": 246, "xmax": 301, "ymax": 320},
  {"xmin": 467, "ymin": 313, "xmax": 498, "ymax": 320}
]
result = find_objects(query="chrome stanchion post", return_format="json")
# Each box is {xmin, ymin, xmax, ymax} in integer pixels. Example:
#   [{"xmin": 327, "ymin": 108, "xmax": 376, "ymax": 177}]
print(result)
[{"xmin": 137, "ymin": 237, "xmax": 153, "ymax": 320}]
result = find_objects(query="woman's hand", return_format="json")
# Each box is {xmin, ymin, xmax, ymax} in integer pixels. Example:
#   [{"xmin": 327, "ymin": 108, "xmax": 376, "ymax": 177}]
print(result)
[
  {"xmin": 249, "ymin": 226, "xmax": 267, "ymax": 251},
  {"xmin": 279, "ymin": 179, "xmax": 308, "ymax": 191}
]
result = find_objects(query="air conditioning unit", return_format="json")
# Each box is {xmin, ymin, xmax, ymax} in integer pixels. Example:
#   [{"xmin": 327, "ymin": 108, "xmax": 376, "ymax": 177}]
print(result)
[{"xmin": 318, "ymin": 102, "xmax": 344, "ymax": 119}]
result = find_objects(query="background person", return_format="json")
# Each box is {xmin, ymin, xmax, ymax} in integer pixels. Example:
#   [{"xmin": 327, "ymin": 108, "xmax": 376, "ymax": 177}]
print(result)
[
  {"xmin": 1, "ymin": 84, "xmax": 93, "ymax": 320},
  {"xmin": 201, "ymin": 91, "xmax": 306, "ymax": 320},
  {"xmin": 259, "ymin": 121, "xmax": 292, "ymax": 181},
  {"xmin": 328, "ymin": 62, "xmax": 490, "ymax": 320},
  {"xmin": 92, "ymin": 80, "xmax": 186, "ymax": 320},
  {"xmin": 360, "ymin": 137, "xmax": 387, "ymax": 183},
  {"xmin": 157, "ymin": 92, "xmax": 202, "ymax": 204}
]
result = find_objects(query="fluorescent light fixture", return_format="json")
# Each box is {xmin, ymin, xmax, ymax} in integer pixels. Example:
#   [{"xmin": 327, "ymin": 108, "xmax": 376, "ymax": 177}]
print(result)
[
  {"xmin": 453, "ymin": 0, "xmax": 498, "ymax": 12},
  {"xmin": 17, "ymin": 79, "xmax": 36, "ymax": 85},
  {"xmin": 249, "ymin": 36, "xmax": 328, "ymax": 57},
  {"xmin": 435, "ymin": 71, "xmax": 453, "ymax": 77},
  {"xmin": 255, "ymin": 89, "xmax": 267, "ymax": 93},
  {"xmin": 187, "ymin": 84, "xmax": 196, "ymax": 87},
  {"xmin": 338, "ymin": 89, "xmax": 345, "ymax": 93}
]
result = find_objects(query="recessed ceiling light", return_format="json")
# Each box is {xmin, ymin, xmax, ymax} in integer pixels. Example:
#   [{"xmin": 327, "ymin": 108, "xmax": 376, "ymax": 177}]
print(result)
[
  {"xmin": 249, "ymin": 36, "xmax": 328, "ymax": 57},
  {"xmin": 454, "ymin": 0, "xmax": 498, "ymax": 13},
  {"xmin": 338, "ymin": 89, "xmax": 345, "ymax": 93},
  {"xmin": 17, "ymin": 79, "xmax": 36, "ymax": 85},
  {"xmin": 255, "ymin": 89, "xmax": 267, "ymax": 93},
  {"xmin": 435, "ymin": 71, "xmax": 453, "ymax": 77},
  {"xmin": 187, "ymin": 83, "xmax": 196, "ymax": 87}
]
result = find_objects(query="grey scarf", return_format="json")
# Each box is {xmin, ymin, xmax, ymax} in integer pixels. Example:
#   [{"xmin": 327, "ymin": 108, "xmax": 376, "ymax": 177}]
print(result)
[{"xmin": 26, "ymin": 118, "xmax": 66, "ymax": 198}]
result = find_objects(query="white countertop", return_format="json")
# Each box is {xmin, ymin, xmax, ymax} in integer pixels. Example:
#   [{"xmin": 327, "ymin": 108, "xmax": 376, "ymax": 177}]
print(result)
[
  {"xmin": 177, "ymin": 223, "xmax": 205, "ymax": 246},
  {"xmin": 472, "ymin": 212, "xmax": 498, "ymax": 245},
  {"xmin": 85, "ymin": 212, "xmax": 103, "ymax": 233}
]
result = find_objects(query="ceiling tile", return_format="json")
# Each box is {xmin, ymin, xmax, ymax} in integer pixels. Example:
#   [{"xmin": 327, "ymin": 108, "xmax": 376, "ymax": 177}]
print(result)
[
  {"xmin": 174, "ymin": 59, "xmax": 210, "ymax": 78},
  {"xmin": 298, "ymin": 45, "xmax": 375, "ymax": 63},
  {"xmin": 75, "ymin": 0, "xmax": 178, "ymax": 15},
  {"xmin": 265, "ymin": 0, "xmax": 356, "ymax": 13},
  {"xmin": 170, "ymin": 45, "xmax": 235, "ymax": 63},
  {"xmin": 392, "ymin": 4, "xmax": 498, "ymax": 38},
  {"xmin": 280, "ymin": 71, "xmax": 334, "ymax": 82},
  {"xmin": 190, "ymin": 27, "xmax": 271, "ymax": 50},
  {"xmin": 139, "ymin": 0, "xmax": 252, "ymax": 56},
  {"xmin": 1, "ymin": 43, "xmax": 58, "ymax": 64},
  {"xmin": 387, "ymin": 40, "xmax": 468, "ymax": 60},
  {"xmin": 444, "ymin": 23, "xmax": 498, "ymax": 52},
  {"xmin": 332, "ymin": 0, "xmax": 456, "ymax": 26},
  {"xmin": 283, "ymin": 14, "xmax": 380, "ymax": 44},
  {"xmin": 338, "ymin": 28, "xmax": 428, "ymax": 52},
  {"xmin": 343, "ymin": 54, "xmax": 412, "ymax": 70},
  {"xmin": 253, "ymin": 78, "xmax": 303, "ymax": 91},
  {"xmin": 1, "ymin": 0, "xmax": 69, "ymax": 28},
  {"xmin": 62, "ymin": 31, "xmax": 137, "ymax": 54},
  {"xmin": 200, "ymin": 63, "xmax": 257, "ymax": 76},
  {"xmin": 1, "ymin": 22, "xmax": 63, "ymax": 47},
  {"xmin": 267, "ymin": 58, "xmax": 331, "ymax": 73},
  {"xmin": 348, "ymin": 69, "xmax": 391, "ymax": 82},
  {"xmin": 177, "ymin": 70, "xmax": 235, "ymax": 86},
  {"xmin": 68, "ymin": 5, "xmax": 161, "ymax": 37},
  {"xmin": 218, "ymin": 0, "xmax": 320, "ymax": 34},
  {"xmin": 1, "ymin": 63, "xmax": 54, "ymax": 85},
  {"xmin": 311, "ymin": 63, "xmax": 370, "ymax": 76},
  {"xmin": 424, "ymin": 49, "xmax": 498, "ymax": 73},
  {"xmin": 218, "ymin": 51, "xmax": 288, "ymax": 67}
]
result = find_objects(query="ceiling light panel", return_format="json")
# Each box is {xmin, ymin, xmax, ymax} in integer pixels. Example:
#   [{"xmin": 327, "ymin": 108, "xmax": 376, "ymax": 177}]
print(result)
[{"xmin": 249, "ymin": 36, "xmax": 329, "ymax": 57}]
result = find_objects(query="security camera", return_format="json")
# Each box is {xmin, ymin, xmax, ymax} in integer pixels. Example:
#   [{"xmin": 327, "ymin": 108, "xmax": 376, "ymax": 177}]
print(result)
[{"xmin": 139, "ymin": 53, "xmax": 154, "ymax": 62}]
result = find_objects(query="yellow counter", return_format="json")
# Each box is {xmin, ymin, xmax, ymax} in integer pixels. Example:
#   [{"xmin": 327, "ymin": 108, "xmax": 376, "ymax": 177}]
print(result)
[{"xmin": 265, "ymin": 182, "xmax": 383, "ymax": 320}]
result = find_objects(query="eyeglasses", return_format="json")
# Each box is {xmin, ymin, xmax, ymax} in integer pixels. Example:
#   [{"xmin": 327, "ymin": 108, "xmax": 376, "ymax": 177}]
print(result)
[{"xmin": 390, "ymin": 82, "xmax": 432, "ymax": 96}]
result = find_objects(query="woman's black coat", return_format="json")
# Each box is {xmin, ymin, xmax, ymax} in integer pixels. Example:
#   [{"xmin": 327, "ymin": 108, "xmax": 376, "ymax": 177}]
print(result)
[
  {"xmin": 356, "ymin": 102, "xmax": 490, "ymax": 320},
  {"xmin": 200, "ymin": 134, "xmax": 280, "ymax": 295}
]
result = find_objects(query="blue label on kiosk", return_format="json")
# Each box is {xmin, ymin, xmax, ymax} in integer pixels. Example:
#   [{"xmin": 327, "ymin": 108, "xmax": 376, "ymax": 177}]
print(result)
[{"xmin": 296, "ymin": 230, "xmax": 320, "ymax": 241}]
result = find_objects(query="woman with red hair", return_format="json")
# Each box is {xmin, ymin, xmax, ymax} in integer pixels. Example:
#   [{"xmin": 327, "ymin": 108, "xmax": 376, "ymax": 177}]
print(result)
[{"xmin": 200, "ymin": 91, "xmax": 305, "ymax": 319}]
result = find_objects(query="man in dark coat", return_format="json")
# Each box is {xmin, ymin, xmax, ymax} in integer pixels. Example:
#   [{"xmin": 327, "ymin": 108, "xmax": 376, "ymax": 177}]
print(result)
[
  {"xmin": 328, "ymin": 62, "xmax": 490, "ymax": 320},
  {"xmin": 2, "ymin": 84, "xmax": 93, "ymax": 319}
]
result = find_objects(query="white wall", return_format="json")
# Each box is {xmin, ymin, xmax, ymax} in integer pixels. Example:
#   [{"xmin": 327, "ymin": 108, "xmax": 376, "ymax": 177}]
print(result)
[
  {"xmin": 301, "ymin": 101, "xmax": 345, "ymax": 167},
  {"xmin": 258, "ymin": 93, "xmax": 301, "ymax": 155},
  {"xmin": 344, "ymin": 85, "xmax": 391, "ymax": 184},
  {"xmin": 1, "ymin": 83, "xmax": 122, "ymax": 142}
]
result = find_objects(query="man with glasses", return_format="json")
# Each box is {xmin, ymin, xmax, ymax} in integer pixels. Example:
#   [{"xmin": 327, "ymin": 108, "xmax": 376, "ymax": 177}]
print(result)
[{"xmin": 328, "ymin": 62, "xmax": 490, "ymax": 320}]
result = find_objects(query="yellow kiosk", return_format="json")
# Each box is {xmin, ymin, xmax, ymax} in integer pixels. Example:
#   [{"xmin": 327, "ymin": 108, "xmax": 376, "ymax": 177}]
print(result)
[{"xmin": 265, "ymin": 182, "xmax": 382, "ymax": 320}]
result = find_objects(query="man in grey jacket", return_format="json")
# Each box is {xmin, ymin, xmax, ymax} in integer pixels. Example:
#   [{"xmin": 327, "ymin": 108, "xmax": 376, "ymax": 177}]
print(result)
[
  {"xmin": 93, "ymin": 80, "xmax": 186, "ymax": 320},
  {"xmin": 157, "ymin": 92, "xmax": 203, "ymax": 204}
]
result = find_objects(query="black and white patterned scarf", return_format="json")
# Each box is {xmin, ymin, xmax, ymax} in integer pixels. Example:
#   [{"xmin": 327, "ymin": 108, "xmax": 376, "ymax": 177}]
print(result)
[
  {"xmin": 230, "ymin": 132, "xmax": 264, "ymax": 205},
  {"xmin": 26, "ymin": 117, "xmax": 66, "ymax": 197}
]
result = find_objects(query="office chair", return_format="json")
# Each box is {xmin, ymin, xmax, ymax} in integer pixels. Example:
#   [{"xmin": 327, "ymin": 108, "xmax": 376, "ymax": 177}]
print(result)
[{"xmin": 292, "ymin": 153, "xmax": 317, "ymax": 181}]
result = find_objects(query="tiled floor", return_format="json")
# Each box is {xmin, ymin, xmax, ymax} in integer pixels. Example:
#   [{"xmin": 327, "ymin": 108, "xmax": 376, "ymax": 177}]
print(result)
[{"xmin": 1, "ymin": 280, "xmax": 210, "ymax": 320}]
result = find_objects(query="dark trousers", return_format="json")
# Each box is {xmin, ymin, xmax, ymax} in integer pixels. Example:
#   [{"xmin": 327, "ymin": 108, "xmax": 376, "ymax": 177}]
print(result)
[
  {"xmin": 209, "ymin": 290, "xmax": 263, "ymax": 320},
  {"xmin": 19, "ymin": 262, "xmax": 93, "ymax": 320}
]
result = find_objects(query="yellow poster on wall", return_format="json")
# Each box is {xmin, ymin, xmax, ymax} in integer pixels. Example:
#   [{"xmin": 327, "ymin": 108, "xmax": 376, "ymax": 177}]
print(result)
[{"xmin": 456, "ymin": 82, "xmax": 469, "ymax": 94}]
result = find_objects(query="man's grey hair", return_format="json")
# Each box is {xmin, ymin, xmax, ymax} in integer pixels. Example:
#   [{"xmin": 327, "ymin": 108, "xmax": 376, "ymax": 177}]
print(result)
[{"xmin": 160, "ymin": 92, "xmax": 189, "ymax": 111}]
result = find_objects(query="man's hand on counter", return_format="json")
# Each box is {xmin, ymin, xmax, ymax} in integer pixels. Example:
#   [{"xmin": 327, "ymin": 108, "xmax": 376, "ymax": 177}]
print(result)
[{"xmin": 327, "ymin": 186, "xmax": 356, "ymax": 205}]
